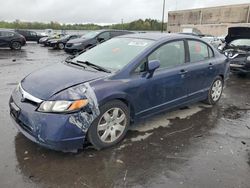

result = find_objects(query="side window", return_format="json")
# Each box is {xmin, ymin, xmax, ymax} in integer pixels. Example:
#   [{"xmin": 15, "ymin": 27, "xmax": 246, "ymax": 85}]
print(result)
[
  {"xmin": 1, "ymin": 32, "xmax": 14, "ymax": 37},
  {"xmin": 30, "ymin": 32, "xmax": 37, "ymax": 36},
  {"xmin": 97, "ymin": 32, "xmax": 110, "ymax": 41},
  {"xmin": 70, "ymin": 35, "xmax": 77, "ymax": 40},
  {"xmin": 188, "ymin": 40, "xmax": 210, "ymax": 62},
  {"xmin": 148, "ymin": 40, "xmax": 185, "ymax": 69}
]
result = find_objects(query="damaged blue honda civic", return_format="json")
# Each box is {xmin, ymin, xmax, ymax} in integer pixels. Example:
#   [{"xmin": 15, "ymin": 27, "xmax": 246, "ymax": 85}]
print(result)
[{"xmin": 9, "ymin": 33, "xmax": 230, "ymax": 152}]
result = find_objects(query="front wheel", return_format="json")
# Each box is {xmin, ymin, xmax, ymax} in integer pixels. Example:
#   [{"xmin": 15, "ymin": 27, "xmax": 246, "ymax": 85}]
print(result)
[
  {"xmin": 87, "ymin": 100, "xmax": 130, "ymax": 150},
  {"xmin": 11, "ymin": 42, "xmax": 21, "ymax": 50},
  {"xmin": 58, "ymin": 42, "xmax": 65, "ymax": 50},
  {"xmin": 205, "ymin": 76, "xmax": 223, "ymax": 105}
]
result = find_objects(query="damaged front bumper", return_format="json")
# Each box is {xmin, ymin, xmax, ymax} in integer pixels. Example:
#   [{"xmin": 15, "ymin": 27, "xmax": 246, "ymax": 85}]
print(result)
[{"xmin": 9, "ymin": 87, "xmax": 95, "ymax": 152}]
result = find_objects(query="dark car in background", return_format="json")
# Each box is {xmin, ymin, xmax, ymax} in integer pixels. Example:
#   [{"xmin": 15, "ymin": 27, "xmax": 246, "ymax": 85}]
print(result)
[
  {"xmin": 64, "ymin": 29, "xmax": 134, "ymax": 54},
  {"xmin": 9, "ymin": 33, "xmax": 229, "ymax": 152},
  {"xmin": 15, "ymin": 29, "xmax": 43, "ymax": 43},
  {"xmin": 48, "ymin": 34, "xmax": 81, "ymax": 49},
  {"xmin": 0, "ymin": 30, "xmax": 26, "ymax": 50},
  {"xmin": 219, "ymin": 27, "xmax": 250, "ymax": 75}
]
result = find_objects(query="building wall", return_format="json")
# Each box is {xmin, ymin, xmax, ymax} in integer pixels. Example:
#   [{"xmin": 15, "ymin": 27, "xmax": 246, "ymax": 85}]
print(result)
[{"xmin": 168, "ymin": 3, "xmax": 250, "ymax": 36}]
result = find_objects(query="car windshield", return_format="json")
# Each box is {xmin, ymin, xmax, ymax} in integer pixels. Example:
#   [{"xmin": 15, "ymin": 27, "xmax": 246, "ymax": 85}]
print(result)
[
  {"xmin": 81, "ymin": 31, "xmax": 101, "ymax": 39},
  {"xmin": 73, "ymin": 37, "xmax": 153, "ymax": 70},
  {"xmin": 230, "ymin": 39, "xmax": 250, "ymax": 47},
  {"xmin": 60, "ymin": 35, "xmax": 70, "ymax": 40}
]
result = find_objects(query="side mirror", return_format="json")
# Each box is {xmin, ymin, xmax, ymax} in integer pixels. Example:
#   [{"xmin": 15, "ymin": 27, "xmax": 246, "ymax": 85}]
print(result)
[
  {"xmin": 147, "ymin": 60, "xmax": 160, "ymax": 78},
  {"xmin": 220, "ymin": 38, "xmax": 225, "ymax": 43},
  {"xmin": 217, "ymin": 44, "xmax": 224, "ymax": 52}
]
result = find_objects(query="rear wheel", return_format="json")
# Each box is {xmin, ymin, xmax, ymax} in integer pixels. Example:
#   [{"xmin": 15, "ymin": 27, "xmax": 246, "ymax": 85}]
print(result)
[
  {"xmin": 87, "ymin": 100, "xmax": 130, "ymax": 150},
  {"xmin": 11, "ymin": 42, "xmax": 21, "ymax": 50},
  {"xmin": 205, "ymin": 76, "xmax": 223, "ymax": 105}
]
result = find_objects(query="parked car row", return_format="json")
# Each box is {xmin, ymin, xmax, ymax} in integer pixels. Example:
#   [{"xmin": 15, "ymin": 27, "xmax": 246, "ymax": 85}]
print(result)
[{"xmin": 36, "ymin": 29, "xmax": 134, "ymax": 54}]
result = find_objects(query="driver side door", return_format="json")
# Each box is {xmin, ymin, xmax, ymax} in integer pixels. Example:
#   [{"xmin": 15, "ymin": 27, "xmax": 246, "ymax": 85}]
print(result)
[{"xmin": 130, "ymin": 40, "xmax": 189, "ymax": 117}]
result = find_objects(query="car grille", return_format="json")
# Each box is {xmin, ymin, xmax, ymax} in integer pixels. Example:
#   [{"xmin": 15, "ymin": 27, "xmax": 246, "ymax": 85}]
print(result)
[{"xmin": 18, "ymin": 84, "xmax": 42, "ymax": 106}]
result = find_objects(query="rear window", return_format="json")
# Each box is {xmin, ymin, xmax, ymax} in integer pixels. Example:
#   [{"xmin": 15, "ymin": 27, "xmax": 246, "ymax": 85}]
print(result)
[{"xmin": 188, "ymin": 40, "xmax": 210, "ymax": 62}]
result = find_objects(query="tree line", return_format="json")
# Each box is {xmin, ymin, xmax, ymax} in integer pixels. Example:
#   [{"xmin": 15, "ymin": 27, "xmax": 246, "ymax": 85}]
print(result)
[{"xmin": 0, "ymin": 19, "xmax": 167, "ymax": 31}]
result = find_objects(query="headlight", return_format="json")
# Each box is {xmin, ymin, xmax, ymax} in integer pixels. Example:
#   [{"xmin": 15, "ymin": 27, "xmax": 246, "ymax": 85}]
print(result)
[
  {"xmin": 247, "ymin": 56, "xmax": 250, "ymax": 62},
  {"xmin": 38, "ymin": 99, "xmax": 88, "ymax": 113},
  {"xmin": 73, "ymin": 43, "xmax": 82, "ymax": 46}
]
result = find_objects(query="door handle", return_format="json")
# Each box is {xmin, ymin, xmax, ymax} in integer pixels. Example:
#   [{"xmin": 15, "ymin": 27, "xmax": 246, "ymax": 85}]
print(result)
[
  {"xmin": 208, "ymin": 63, "xmax": 213, "ymax": 69},
  {"xmin": 179, "ymin": 69, "xmax": 188, "ymax": 74}
]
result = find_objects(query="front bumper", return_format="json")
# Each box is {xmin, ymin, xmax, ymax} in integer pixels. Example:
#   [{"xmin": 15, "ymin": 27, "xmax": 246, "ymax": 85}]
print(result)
[
  {"xmin": 64, "ymin": 44, "xmax": 84, "ymax": 53},
  {"xmin": 9, "ymin": 88, "xmax": 86, "ymax": 152}
]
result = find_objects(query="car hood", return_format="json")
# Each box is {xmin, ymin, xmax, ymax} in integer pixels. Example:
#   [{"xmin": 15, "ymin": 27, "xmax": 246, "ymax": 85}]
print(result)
[
  {"xmin": 67, "ymin": 37, "xmax": 91, "ymax": 44},
  {"xmin": 21, "ymin": 63, "xmax": 108, "ymax": 100},
  {"xmin": 225, "ymin": 27, "xmax": 250, "ymax": 43}
]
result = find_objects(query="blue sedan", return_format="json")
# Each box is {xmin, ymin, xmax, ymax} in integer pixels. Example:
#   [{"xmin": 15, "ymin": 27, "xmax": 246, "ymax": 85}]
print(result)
[{"xmin": 9, "ymin": 33, "xmax": 230, "ymax": 152}]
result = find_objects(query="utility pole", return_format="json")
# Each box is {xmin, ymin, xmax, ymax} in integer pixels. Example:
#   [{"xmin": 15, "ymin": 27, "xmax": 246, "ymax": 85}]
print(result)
[
  {"xmin": 121, "ymin": 19, "xmax": 124, "ymax": 30},
  {"xmin": 161, "ymin": 0, "xmax": 166, "ymax": 33}
]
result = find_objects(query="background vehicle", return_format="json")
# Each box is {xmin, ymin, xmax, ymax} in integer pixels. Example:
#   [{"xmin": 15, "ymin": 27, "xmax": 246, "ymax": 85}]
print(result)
[
  {"xmin": 49, "ymin": 34, "xmax": 81, "ymax": 49},
  {"xmin": 40, "ymin": 29, "xmax": 54, "ymax": 37},
  {"xmin": 15, "ymin": 29, "xmax": 43, "ymax": 43},
  {"xmin": 0, "ymin": 30, "xmax": 26, "ymax": 50},
  {"xmin": 39, "ymin": 34, "xmax": 65, "ymax": 46},
  {"xmin": 219, "ymin": 27, "xmax": 250, "ymax": 75},
  {"xmin": 9, "ymin": 33, "xmax": 229, "ymax": 152},
  {"xmin": 64, "ymin": 29, "xmax": 134, "ymax": 54}
]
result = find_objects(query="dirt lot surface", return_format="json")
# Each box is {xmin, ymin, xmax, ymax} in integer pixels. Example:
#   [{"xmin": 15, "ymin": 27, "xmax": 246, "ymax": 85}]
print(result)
[{"xmin": 0, "ymin": 43, "xmax": 250, "ymax": 188}]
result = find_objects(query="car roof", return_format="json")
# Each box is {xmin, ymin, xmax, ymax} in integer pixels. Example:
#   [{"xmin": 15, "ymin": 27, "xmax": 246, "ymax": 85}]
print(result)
[
  {"xmin": 0, "ymin": 30, "xmax": 16, "ymax": 33},
  {"xmin": 118, "ymin": 32, "xmax": 198, "ymax": 41},
  {"xmin": 96, "ymin": 29, "xmax": 133, "ymax": 33}
]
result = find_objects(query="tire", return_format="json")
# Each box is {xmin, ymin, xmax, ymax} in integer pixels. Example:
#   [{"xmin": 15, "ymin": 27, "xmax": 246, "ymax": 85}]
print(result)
[
  {"xmin": 87, "ymin": 100, "xmax": 130, "ymax": 150},
  {"xmin": 58, "ymin": 42, "xmax": 65, "ymax": 50},
  {"xmin": 11, "ymin": 41, "xmax": 21, "ymax": 50},
  {"xmin": 204, "ymin": 76, "xmax": 224, "ymax": 105}
]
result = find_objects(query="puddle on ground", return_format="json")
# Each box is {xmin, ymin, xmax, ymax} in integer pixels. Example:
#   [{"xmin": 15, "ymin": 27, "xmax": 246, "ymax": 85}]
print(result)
[
  {"xmin": 130, "ymin": 103, "xmax": 209, "ymax": 133},
  {"xmin": 130, "ymin": 132, "xmax": 153, "ymax": 142}
]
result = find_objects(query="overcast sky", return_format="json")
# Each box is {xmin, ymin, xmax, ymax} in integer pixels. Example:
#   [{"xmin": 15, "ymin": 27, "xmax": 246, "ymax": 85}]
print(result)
[{"xmin": 1, "ymin": 0, "xmax": 250, "ymax": 24}]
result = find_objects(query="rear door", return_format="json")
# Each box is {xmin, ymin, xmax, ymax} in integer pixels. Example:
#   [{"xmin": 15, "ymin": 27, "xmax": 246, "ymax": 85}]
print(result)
[
  {"xmin": 0, "ymin": 32, "xmax": 4, "ymax": 46},
  {"xmin": 185, "ymin": 39, "xmax": 217, "ymax": 99},
  {"xmin": 0, "ymin": 31, "xmax": 12, "ymax": 47},
  {"xmin": 29, "ymin": 31, "xmax": 38, "ymax": 41}
]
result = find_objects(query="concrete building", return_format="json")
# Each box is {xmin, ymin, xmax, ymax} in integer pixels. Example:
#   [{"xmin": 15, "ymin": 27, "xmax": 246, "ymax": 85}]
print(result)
[{"xmin": 168, "ymin": 3, "xmax": 250, "ymax": 36}]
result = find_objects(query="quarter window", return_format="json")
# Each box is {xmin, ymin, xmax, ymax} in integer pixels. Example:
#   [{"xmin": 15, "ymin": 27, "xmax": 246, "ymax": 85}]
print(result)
[
  {"xmin": 148, "ymin": 40, "xmax": 185, "ymax": 69},
  {"xmin": 188, "ymin": 40, "xmax": 210, "ymax": 62}
]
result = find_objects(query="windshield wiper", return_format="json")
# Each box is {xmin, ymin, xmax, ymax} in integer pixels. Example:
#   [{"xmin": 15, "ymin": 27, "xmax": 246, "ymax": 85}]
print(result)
[
  {"xmin": 65, "ymin": 59, "xmax": 86, "ymax": 69},
  {"xmin": 76, "ymin": 60, "xmax": 111, "ymax": 73}
]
